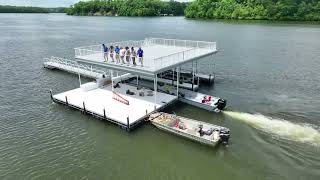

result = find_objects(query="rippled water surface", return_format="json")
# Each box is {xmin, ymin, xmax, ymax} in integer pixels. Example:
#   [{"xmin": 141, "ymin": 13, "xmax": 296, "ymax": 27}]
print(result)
[{"xmin": 0, "ymin": 14, "xmax": 320, "ymax": 180}]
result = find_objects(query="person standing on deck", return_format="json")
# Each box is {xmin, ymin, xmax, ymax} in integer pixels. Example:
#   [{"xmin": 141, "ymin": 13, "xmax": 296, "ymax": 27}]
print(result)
[
  {"xmin": 120, "ymin": 47, "xmax": 126, "ymax": 64},
  {"xmin": 125, "ymin": 47, "xmax": 131, "ymax": 65},
  {"xmin": 102, "ymin": 44, "xmax": 108, "ymax": 62},
  {"xmin": 137, "ymin": 47, "xmax": 144, "ymax": 67},
  {"xmin": 115, "ymin": 45, "xmax": 120, "ymax": 63},
  {"xmin": 109, "ymin": 45, "xmax": 115, "ymax": 62},
  {"xmin": 131, "ymin": 47, "xmax": 137, "ymax": 66}
]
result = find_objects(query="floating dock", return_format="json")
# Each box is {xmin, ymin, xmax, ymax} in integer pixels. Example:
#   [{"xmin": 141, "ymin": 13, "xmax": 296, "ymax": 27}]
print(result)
[
  {"xmin": 47, "ymin": 38, "xmax": 225, "ymax": 131},
  {"xmin": 51, "ymin": 82, "xmax": 177, "ymax": 130}
]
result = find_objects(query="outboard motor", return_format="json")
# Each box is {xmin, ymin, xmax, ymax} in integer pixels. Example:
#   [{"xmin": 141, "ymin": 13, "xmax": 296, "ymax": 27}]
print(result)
[
  {"xmin": 219, "ymin": 128, "xmax": 230, "ymax": 145},
  {"xmin": 215, "ymin": 99, "xmax": 227, "ymax": 111}
]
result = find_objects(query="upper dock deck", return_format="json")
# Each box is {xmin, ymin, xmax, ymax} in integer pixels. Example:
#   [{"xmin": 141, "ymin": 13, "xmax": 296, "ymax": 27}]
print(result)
[{"xmin": 75, "ymin": 38, "xmax": 217, "ymax": 76}]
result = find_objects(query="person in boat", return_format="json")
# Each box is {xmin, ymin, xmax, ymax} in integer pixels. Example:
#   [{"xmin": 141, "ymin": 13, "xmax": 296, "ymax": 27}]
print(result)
[
  {"xmin": 115, "ymin": 45, "xmax": 120, "ymax": 63},
  {"xmin": 137, "ymin": 47, "xmax": 144, "ymax": 67},
  {"xmin": 102, "ymin": 44, "xmax": 108, "ymax": 62},
  {"xmin": 198, "ymin": 124, "xmax": 213, "ymax": 136},
  {"xmin": 125, "ymin": 46, "xmax": 131, "ymax": 64},
  {"xmin": 131, "ymin": 47, "xmax": 137, "ymax": 65},
  {"xmin": 198, "ymin": 124, "xmax": 205, "ymax": 136},
  {"xmin": 109, "ymin": 45, "xmax": 115, "ymax": 62},
  {"xmin": 120, "ymin": 47, "xmax": 126, "ymax": 64}
]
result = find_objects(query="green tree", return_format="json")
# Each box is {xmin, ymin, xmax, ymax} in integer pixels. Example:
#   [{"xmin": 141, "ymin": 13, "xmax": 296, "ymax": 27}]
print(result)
[
  {"xmin": 185, "ymin": 0, "xmax": 320, "ymax": 20},
  {"xmin": 66, "ymin": 0, "xmax": 188, "ymax": 17}
]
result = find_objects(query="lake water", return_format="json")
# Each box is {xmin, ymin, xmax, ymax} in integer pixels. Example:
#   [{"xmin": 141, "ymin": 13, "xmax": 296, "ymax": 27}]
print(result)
[{"xmin": 1, "ymin": 13, "xmax": 320, "ymax": 179}]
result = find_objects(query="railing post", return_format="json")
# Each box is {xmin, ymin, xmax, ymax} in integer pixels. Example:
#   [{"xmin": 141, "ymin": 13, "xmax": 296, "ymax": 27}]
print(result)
[
  {"xmin": 49, "ymin": 90, "xmax": 53, "ymax": 100},
  {"xmin": 103, "ymin": 108, "xmax": 106, "ymax": 118},
  {"xmin": 65, "ymin": 96, "xmax": 68, "ymax": 106},
  {"xmin": 83, "ymin": 101, "xmax": 86, "ymax": 113},
  {"xmin": 127, "ymin": 116, "xmax": 130, "ymax": 132}
]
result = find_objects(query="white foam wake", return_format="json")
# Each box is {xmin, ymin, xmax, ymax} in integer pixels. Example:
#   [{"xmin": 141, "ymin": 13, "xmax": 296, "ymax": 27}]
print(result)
[{"xmin": 223, "ymin": 111, "xmax": 320, "ymax": 146}]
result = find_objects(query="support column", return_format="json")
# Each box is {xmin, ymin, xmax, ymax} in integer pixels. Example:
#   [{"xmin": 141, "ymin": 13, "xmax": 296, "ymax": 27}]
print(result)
[
  {"xmin": 192, "ymin": 61, "xmax": 195, "ymax": 91},
  {"xmin": 196, "ymin": 61, "xmax": 200, "ymax": 86},
  {"xmin": 172, "ymin": 68, "xmax": 175, "ymax": 86},
  {"xmin": 136, "ymin": 75, "xmax": 139, "ymax": 87},
  {"xmin": 111, "ymin": 70, "xmax": 114, "ymax": 92},
  {"xmin": 211, "ymin": 54, "xmax": 215, "ymax": 84},
  {"xmin": 78, "ymin": 64, "xmax": 81, "ymax": 87},
  {"xmin": 78, "ymin": 72, "xmax": 82, "ymax": 87},
  {"xmin": 154, "ymin": 75, "xmax": 157, "ymax": 109},
  {"xmin": 197, "ymin": 76, "xmax": 200, "ymax": 87},
  {"xmin": 176, "ymin": 68, "xmax": 180, "ymax": 97}
]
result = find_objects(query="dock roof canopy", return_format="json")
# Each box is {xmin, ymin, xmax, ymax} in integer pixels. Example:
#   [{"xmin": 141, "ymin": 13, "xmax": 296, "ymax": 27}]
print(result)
[{"xmin": 75, "ymin": 38, "xmax": 217, "ymax": 77}]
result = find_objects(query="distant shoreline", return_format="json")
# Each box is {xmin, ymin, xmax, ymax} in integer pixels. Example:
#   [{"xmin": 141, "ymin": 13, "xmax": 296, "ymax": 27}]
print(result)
[
  {"xmin": 0, "ymin": 5, "xmax": 65, "ymax": 13},
  {"xmin": 1, "ymin": 12, "xmax": 319, "ymax": 24},
  {"xmin": 65, "ymin": 0, "xmax": 320, "ymax": 21}
]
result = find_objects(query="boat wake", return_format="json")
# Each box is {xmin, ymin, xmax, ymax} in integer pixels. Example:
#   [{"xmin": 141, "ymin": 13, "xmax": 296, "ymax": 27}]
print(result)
[{"xmin": 223, "ymin": 111, "xmax": 320, "ymax": 146}]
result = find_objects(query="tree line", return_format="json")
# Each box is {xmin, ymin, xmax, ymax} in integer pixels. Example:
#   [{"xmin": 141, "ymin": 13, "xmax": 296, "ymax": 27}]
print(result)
[
  {"xmin": 0, "ymin": 5, "xmax": 49, "ymax": 13},
  {"xmin": 185, "ymin": 0, "xmax": 320, "ymax": 21},
  {"xmin": 2, "ymin": 0, "xmax": 319, "ymax": 21},
  {"xmin": 66, "ymin": 0, "xmax": 188, "ymax": 16},
  {"xmin": 0, "ymin": 5, "xmax": 66, "ymax": 13}
]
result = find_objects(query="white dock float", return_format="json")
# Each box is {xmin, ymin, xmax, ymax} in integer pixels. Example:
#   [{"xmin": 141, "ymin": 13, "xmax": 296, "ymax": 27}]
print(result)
[
  {"xmin": 51, "ymin": 83, "xmax": 177, "ymax": 130},
  {"xmin": 44, "ymin": 57, "xmax": 107, "ymax": 79}
]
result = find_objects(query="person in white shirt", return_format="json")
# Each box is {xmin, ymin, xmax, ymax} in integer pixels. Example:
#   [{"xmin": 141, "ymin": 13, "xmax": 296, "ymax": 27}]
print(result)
[
  {"xmin": 120, "ymin": 47, "xmax": 126, "ymax": 64},
  {"xmin": 125, "ymin": 47, "xmax": 131, "ymax": 65},
  {"xmin": 131, "ymin": 47, "xmax": 137, "ymax": 65}
]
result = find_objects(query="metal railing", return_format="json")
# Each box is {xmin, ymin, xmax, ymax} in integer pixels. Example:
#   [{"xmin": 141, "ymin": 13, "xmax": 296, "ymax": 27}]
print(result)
[
  {"xmin": 152, "ymin": 48, "xmax": 206, "ymax": 70},
  {"xmin": 74, "ymin": 40, "xmax": 147, "ymax": 58},
  {"xmin": 74, "ymin": 45, "xmax": 102, "ymax": 57},
  {"xmin": 148, "ymin": 38, "xmax": 216, "ymax": 50},
  {"xmin": 44, "ymin": 56, "xmax": 108, "ymax": 78},
  {"xmin": 74, "ymin": 38, "xmax": 217, "ymax": 70}
]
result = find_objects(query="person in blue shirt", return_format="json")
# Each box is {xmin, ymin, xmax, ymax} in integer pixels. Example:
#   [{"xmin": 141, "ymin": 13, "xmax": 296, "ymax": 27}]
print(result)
[
  {"xmin": 114, "ymin": 45, "xmax": 120, "ymax": 63},
  {"xmin": 137, "ymin": 47, "xmax": 144, "ymax": 67},
  {"xmin": 102, "ymin": 44, "xmax": 108, "ymax": 62}
]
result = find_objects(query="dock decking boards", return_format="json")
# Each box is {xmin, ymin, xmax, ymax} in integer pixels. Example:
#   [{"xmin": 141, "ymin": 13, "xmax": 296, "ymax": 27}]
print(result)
[{"xmin": 52, "ymin": 83, "xmax": 177, "ymax": 130}]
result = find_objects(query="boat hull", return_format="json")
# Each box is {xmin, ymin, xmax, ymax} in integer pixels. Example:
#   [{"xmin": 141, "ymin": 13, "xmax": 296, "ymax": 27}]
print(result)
[
  {"xmin": 179, "ymin": 97, "xmax": 218, "ymax": 112},
  {"xmin": 151, "ymin": 121, "xmax": 219, "ymax": 147}
]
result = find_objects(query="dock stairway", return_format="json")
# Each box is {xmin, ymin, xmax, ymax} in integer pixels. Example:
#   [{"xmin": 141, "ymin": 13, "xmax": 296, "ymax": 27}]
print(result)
[{"xmin": 44, "ymin": 56, "xmax": 108, "ymax": 79}]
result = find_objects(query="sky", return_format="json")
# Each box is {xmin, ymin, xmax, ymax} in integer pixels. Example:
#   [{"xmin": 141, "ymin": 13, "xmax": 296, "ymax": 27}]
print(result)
[{"xmin": 0, "ymin": 0, "xmax": 192, "ymax": 8}]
